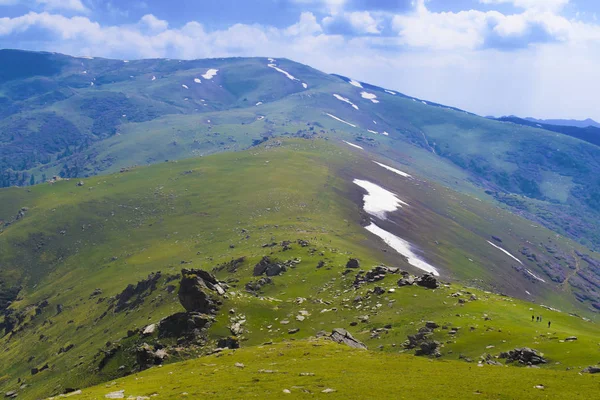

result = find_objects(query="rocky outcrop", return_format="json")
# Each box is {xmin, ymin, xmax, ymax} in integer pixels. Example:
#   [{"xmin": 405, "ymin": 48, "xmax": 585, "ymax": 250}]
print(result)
[
  {"xmin": 253, "ymin": 256, "xmax": 287, "ymax": 277},
  {"xmin": 499, "ymin": 348, "xmax": 546, "ymax": 365},
  {"xmin": 353, "ymin": 266, "xmax": 400, "ymax": 287},
  {"xmin": 330, "ymin": 328, "xmax": 367, "ymax": 350},
  {"xmin": 114, "ymin": 272, "xmax": 162, "ymax": 313},
  {"xmin": 178, "ymin": 269, "xmax": 226, "ymax": 314},
  {"xmin": 404, "ymin": 323, "xmax": 441, "ymax": 357},
  {"xmin": 245, "ymin": 277, "xmax": 273, "ymax": 294},
  {"xmin": 158, "ymin": 312, "xmax": 213, "ymax": 339},
  {"xmin": 136, "ymin": 343, "xmax": 168, "ymax": 370}
]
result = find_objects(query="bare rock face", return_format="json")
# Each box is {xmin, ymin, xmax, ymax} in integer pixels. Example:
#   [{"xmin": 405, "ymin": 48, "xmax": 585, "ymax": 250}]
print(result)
[
  {"xmin": 178, "ymin": 269, "xmax": 226, "ymax": 313},
  {"xmin": 329, "ymin": 328, "xmax": 367, "ymax": 350}
]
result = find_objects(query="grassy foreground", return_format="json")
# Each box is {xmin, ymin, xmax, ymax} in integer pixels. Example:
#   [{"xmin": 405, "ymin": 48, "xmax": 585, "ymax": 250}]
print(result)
[{"xmin": 74, "ymin": 339, "xmax": 598, "ymax": 400}]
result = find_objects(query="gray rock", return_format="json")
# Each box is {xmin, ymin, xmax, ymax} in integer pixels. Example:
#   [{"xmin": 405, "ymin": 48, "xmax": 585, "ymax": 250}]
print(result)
[
  {"xmin": 330, "ymin": 328, "xmax": 367, "ymax": 349},
  {"xmin": 582, "ymin": 366, "xmax": 600, "ymax": 374}
]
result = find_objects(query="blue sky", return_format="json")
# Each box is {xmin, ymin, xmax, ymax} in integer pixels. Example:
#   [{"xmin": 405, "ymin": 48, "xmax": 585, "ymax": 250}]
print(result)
[{"xmin": 2, "ymin": 0, "xmax": 600, "ymax": 120}]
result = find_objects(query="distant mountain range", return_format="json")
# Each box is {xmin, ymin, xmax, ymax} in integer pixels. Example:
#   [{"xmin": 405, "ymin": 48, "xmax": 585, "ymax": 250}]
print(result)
[
  {"xmin": 490, "ymin": 115, "xmax": 600, "ymax": 148},
  {"xmin": 525, "ymin": 117, "xmax": 600, "ymax": 129}
]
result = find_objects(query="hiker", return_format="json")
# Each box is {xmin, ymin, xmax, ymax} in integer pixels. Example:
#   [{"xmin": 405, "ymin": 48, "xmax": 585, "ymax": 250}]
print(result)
[
  {"xmin": 536, "ymin": 316, "xmax": 539, "ymax": 322},
  {"xmin": 532, "ymin": 315, "xmax": 534, "ymax": 322},
  {"xmin": 548, "ymin": 321, "xmax": 551, "ymax": 328}
]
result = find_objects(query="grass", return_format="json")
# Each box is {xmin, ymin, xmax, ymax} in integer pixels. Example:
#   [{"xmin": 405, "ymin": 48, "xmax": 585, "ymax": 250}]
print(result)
[
  {"xmin": 1, "ymin": 139, "xmax": 599, "ymax": 399},
  {"xmin": 77, "ymin": 339, "xmax": 599, "ymax": 400}
]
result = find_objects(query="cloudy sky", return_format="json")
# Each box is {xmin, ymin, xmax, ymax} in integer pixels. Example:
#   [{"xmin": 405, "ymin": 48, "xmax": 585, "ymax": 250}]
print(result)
[{"xmin": 1, "ymin": 0, "xmax": 600, "ymax": 120}]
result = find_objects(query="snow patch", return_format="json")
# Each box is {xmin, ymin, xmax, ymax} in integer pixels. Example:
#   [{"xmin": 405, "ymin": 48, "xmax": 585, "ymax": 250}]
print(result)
[
  {"xmin": 123, "ymin": 60, "xmax": 129, "ymax": 63},
  {"xmin": 257, "ymin": 116, "xmax": 265, "ymax": 120},
  {"xmin": 361, "ymin": 91, "xmax": 379, "ymax": 104},
  {"xmin": 373, "ymin": 161, "xmax": 412, "ymax": 178},
  {"xmin": 422, "ymin": 101, "xmax": 427, "ymax": 105},
  {"xmin": 487, "ymin": 241, "xmax": 523, "ymax": 265},
  {"xmin": 349, "ymin": 79, "xmax": 363, "ymax": 88},
  {"xmin": 353, "ymin": 179, "xmax": 408, "ymax": 220},
  {"xmin": 90, "ymin": 82, "xmax": 94, "ymax": 86},
  {"xmin": 368, "ymin": 129, "xmax": 378, "ymax": 134},
  {"xmin": 382, "ymin": 131, "xmax": 389, "ymax": 136},
  {"xmin": 194, "ymin": 78, "xmax": 202, "ymax": 83},
  {"xmin": 326, "ymin": 113, "xmax": 356, "ymax": 128},
  {"xmin": 526, "ymin": 269, "xmax": 546, "ymax": 283},
  {"xmin": 365, "ymin": 223, "xmax": 439, "ymax": 276},
  {"xmin": 268, "ymin": 63, "xmax": 298, "ymax": 81},
  {"xmin": 82, "ymin": 70, "xmax": 87, "ymax": 74},
  {"xmin": 202, "ymin": 69, "xmax": 218, "ymax": 80},
  {"xmin": 302, "ymin": 82, "xmax": 308, "ymax": 89},
  {"xmin": 268, "ymin": 58, "xmax": 276, "ymax": 63},
  {"xmin": 385, "ymin": 90, "xmax": 397, "ymax": 95},
  {"xmin": 182, "ymin": 84, "xmax": 189, "ymax": 89},
  {"xmin": 333, "ymin": 94, "xmax": 359, "ymax": 110},
  {"xmin": 256, "ymin": 102, "xmax": 263, "ymax": 106},
  {"xmin": 343, "ymin": 141, "xmax": 363, "ymax": 150},
  {"xmin": 151, "ymin": 76, "xmax": 156, "ymax": 81}
]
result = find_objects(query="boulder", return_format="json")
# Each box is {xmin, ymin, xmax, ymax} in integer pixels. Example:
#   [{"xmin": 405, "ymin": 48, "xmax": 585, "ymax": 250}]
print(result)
[
  {"xmin": 415, "ymin": 340, "xmax": 441, "ymax": 357},
  {"xmin": 582, "ymin": 366, "xmax": 600, "ymax": 374},
  {"xmin": 158, "ymin": 312, "xmax": 213, "ymax": 339},
  {"xmin": 416, "ymin": 273, "xmax": 439, "ymax": 289},
  {"xmin": 346, "ymin": 258, "xmax": 360, "ymax": 269},
  {"xmin": 178, "ymin": 269, "xmax": 225, "ymax": 314},
  {"xmin": 329, "ymin": 328, "xmax": 367, "ymax": 350},
  {"xmin": 565, "ymin": 336, "xmax": 578, "ymax": 341},
  {"xmin": 397, "ymin": 276, "xmax": 415, "ymax": 287},
  {"xmin": 217, "ymin": 336, "xmax": 240, "ymax": 349},
  {"xmin": 425, "ymin": 321, "xmax": 439, "ymax": 329}
]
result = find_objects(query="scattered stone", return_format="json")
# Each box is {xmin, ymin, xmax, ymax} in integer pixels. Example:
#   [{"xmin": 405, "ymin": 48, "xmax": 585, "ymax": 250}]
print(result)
[
  {"xmin": 105, "ymin": 391, "xmax": 125, "ymax": 399},
  {"xmin": 288, "ymin": 328, "xmax": 300, "ymax": 334},
  {"xmin": 346, "ymin": 259, "xmax": 360, "ymax": 269},
  {"xmin": 322, "ymin": 389, "xmax": 336, "ymax": 393},
  {"xmin": 534, "ymin": 385, "xmax": 544, "ymax": 390},
  {"xmin": 425, "ymin": 321, "xmax": 439, "ymax": 329},
  {"xmin": 4, "ymin": 391, "xmax": 17, "ymax": 399},
  {"xmin": 76, "ymin": 181, "xmax": 85, "ymax": 187},
  {"xmin": 565, "ymin": 336, "xmax": 577, "ymax": 341},
  {"xmin": 235, "ymin": 363, "xmax": 245, "ymax": 369},
  {"xmin": 283, "ymin": 389, "xmax": 291, "ymax": 394},
  {"xmin": 329, "ymin": 328, "xmax": 367, "ymax": 349}
]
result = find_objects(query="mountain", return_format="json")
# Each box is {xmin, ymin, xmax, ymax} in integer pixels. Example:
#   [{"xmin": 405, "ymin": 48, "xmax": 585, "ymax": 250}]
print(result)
[
  {"xmin": 4, "ymin": 50, "xmax": 600, "ymax": 256},
  {"xmin": 525, "ymin": 117, "xmax": 600, "ymax": 129},
  {"xmin": 493, "ymin": 115, "xmax": 600, "ymax": 148},
  {"xmin": 1, "ymin": 139, "xmax": 599, "ymax": 398},
  {"xmin": 1, "ymin": 50, "xmax": 600, "ymax": 398}
]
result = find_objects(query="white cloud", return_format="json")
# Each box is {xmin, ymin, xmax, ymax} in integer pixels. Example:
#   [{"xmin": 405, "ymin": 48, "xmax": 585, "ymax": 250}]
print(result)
[
  {"xmin": 323, "ymin": 11, "xmax": 381, "ymax": 34},
  {"xmin": 285, "ymin": 12, "xmax": 322, "ymax": 36},
  {"xmin": 36, "ymin": 0, "xmax": 88, "ymax": 13},
  {"xmin": 479, "ymin": 0, "xmax": 569, "ymax": 12},
  {"xmin": 139, "ymin": 14, "xmax": 168, "ymax": 33}
]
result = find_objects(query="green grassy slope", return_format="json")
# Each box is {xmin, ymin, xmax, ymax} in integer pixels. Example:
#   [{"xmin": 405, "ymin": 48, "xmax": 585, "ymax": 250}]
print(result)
[
  {"xmin": 1, "ymin": 139, "xmax": 598, "ymax": 398},
  {"xmin": 77, "ymin": 340, "xmax": 600, "ymax": 400}
]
